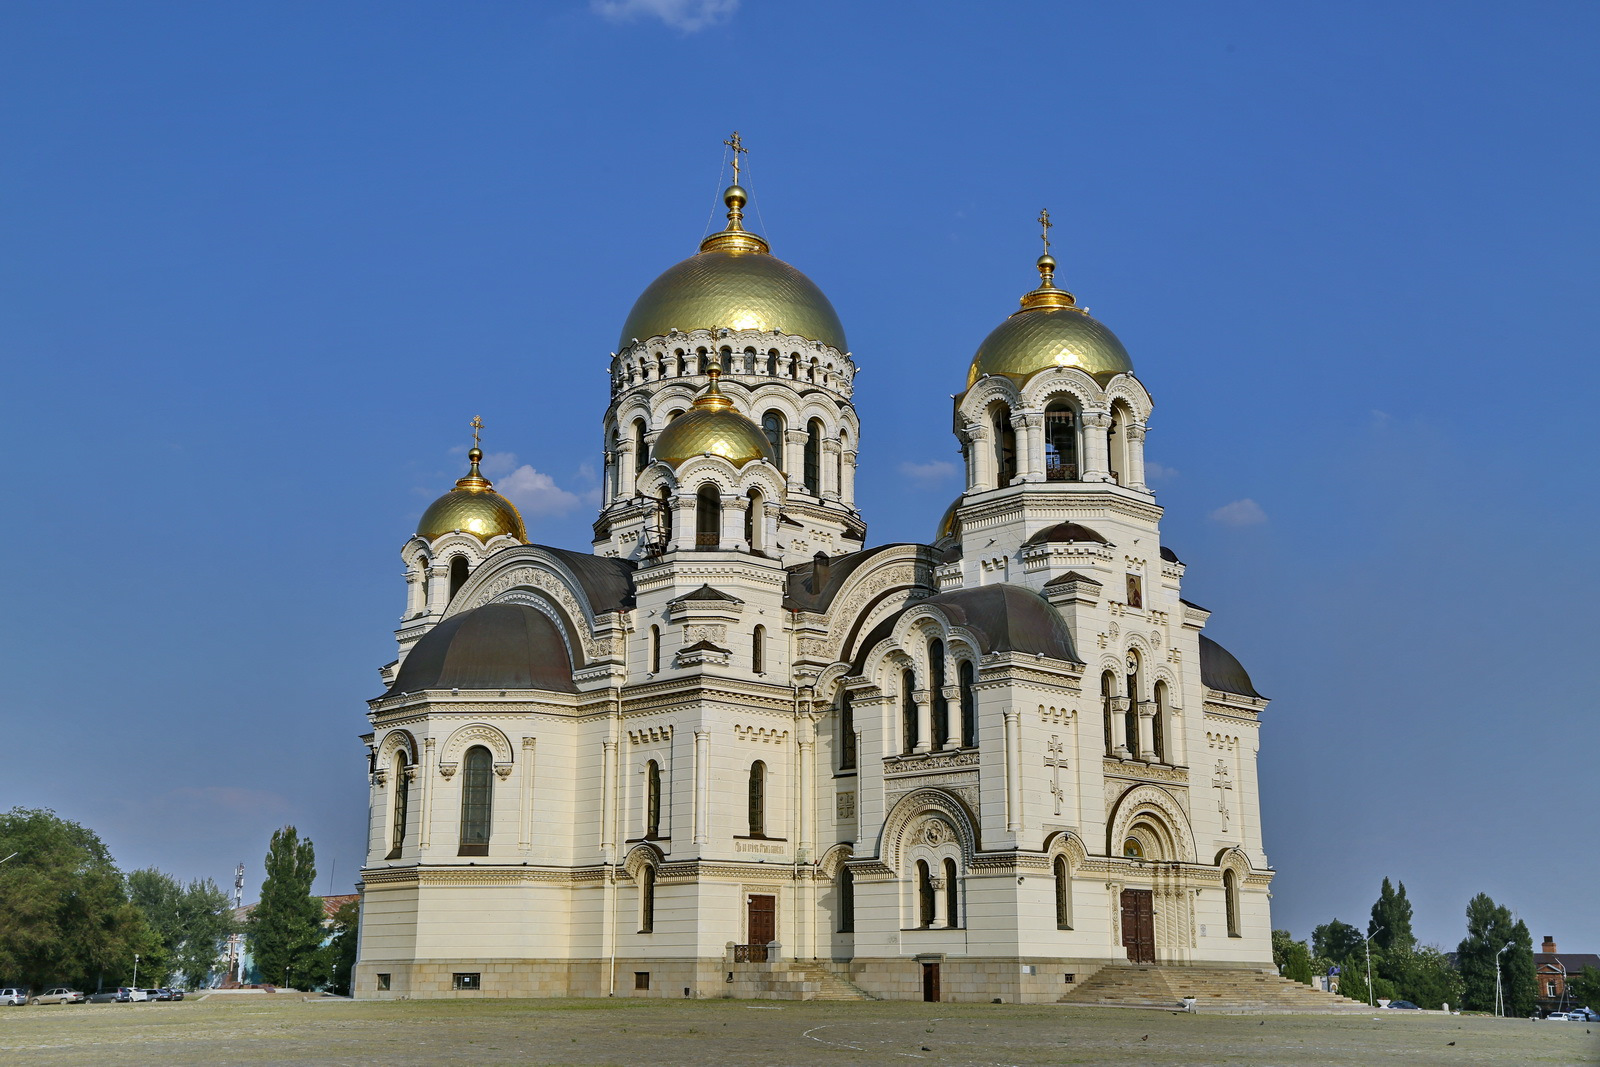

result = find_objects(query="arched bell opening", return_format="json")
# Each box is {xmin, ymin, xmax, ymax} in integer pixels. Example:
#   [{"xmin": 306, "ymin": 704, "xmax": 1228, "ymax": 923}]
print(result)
[
  {"xmin": 1043, "ymin": 399, "xmax": 1080, "ymax": 482},
  {"xmin": 694, "ymin": 484, "xmax": 720, "ymax": 550}
]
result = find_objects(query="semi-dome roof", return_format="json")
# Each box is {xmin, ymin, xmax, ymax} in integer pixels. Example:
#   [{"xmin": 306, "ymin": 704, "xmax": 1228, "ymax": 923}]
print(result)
[
  {"xmin": 387, "ymin": 602, "xmax": 578, "ymax": 696},
  {"xmin": 417, "ymin": 448, "xmax": 527, "ymax": 543},
  {"xmin": 651, "ymin": 364, "xmax": 776, "ymax": 468},
  {"xmin": 966, "ymin": 253, "xmax": 1133, "ymax": 388},
  {"xmin": 619, "ymin": 185, "xmax": 847, "ymax": 353},
  {"xmin": 852, "ymin": 583, "xmax": 1079, "ymax": 668}
]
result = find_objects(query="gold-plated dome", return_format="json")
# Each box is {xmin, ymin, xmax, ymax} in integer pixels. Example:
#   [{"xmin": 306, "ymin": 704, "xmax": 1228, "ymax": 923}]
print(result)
[
  {"xmin": 651, "ymin": 364, "xmax": 776, "ymax": 468},
  {"xmin": 619, "ymin": 185, "xmax": 848, "ymax": 353},
  {"xmin": 417, "ymin": 447, "xmax": 528, "ymax": 543},
  {"xmin": 966, "ymin": 251, "xmax": 1134, "ymax": 388},
  {"xmin": 936, "ymin": 495, "xmax": 964, "ymax": 540}
]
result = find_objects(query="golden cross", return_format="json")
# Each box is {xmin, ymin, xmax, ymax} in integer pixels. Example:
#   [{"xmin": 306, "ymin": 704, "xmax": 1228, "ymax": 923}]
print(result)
[
  {"xmin": 470, "ymin": 415, "xmax": 483, "ymax": 449},
  {"xmin": 724, "ymin": 130, "xmax": 747, "ymax": 185},
  {"xmin": 1038, "ymin": 208, "xmax": 1053, "ymax": 254}
]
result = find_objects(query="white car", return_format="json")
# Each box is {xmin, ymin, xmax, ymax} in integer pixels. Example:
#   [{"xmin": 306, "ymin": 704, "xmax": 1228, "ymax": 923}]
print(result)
[
  {"xmin": 31, "ymin": 987, "xmax": 84, "ymax": 1005},
  {"xmin": 0, "ymin": 988, "xmax": 26, "ymax": 1006},
  {"xmin": 1568, "ymin": 1007, "xmax": 1598, "ymax": 1022}
]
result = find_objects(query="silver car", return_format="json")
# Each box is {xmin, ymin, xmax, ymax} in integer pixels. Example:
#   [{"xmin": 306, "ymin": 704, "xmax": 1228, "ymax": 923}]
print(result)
[
  {"xmin": 31, "ymin": 987, "xmax": 85, "ymax": 1005},
  {"xmin": 0, "ymin": 988, "xmax": 26, "ymax": 1006}
]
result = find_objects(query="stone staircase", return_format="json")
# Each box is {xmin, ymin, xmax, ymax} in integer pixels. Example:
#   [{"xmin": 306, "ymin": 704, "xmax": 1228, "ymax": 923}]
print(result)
[
  {"xmin": 1057, "ymin": 965, "xmax": 1369, "ymax": 1013},
  {"xmin": 795, "ymin": 963, "xmax": 880, "ymax": 1002}
]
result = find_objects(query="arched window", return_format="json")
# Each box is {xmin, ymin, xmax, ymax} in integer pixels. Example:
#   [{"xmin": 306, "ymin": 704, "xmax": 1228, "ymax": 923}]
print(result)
[
  {"xmin": 916, "ymin": 860, "xmax": 935, "ymax": 928},
  {"xmin": 449, "ymin": 555, "xmax": 469, "ymax": 600},
  {"xmin": 929, "ymin": 639, "xmax": 948, "ymax": 749},
  {"xmin": 695, "ymin": 484, "xmax": 720, "ymax": 549},
  {"xmin": 1108, "ymin": 401, "xmax": 1132, "ymax": 485},
  {"xmin": 1123, "ymin": 837, "xmax": 1144, "ymax": 858},
  {"xmin": 1102, "ymin": 670, "xmax": 1117, "ymax": 756},
  {"xmin": 645, "ymin": 760, "xmax": 662, "ymax": 838},
  {"xmin": 943, "ymin": 857, "xmax": 959, "ymax": 928},
  {"xmin": 387, "ymin": 751, "xmax": 409, "ymax": 859},
  {"xmin": 766, "ymin": 349, "xmax": 779, "ymax": 376},
  {"xmin": 458, "ymin": 745, "xmax": 493, "ymax": 856},
  {"xmin": 838, "ymin": 689, "xmax": 857, "ymax": 770},
  {"xmin": 675, "ymin": 351, "xmax": 686, "ymax": 376},
  {"xmin": 1125, "ymin": 653, "xmax": 1142, "ymax": 760},
  {"xmin": 667, "ymin": 407, "xmax": 685, "ymax": 423},
  {"xmin": 837, "ymin": 866, "xmax": 855, "ymax": 933},
  {"xmin": 1152, "ymin": 680, "xmax": 1169, "ymax": 764},
  {"xmin": 745, "ymin": 489, "xmax": 764, "ymax": 552},
  {"xmin": 994, "ymin": 406, "xmax": 1017, "ymax": 486},
  {"xmin": 632, "ymin": 418, "xmax": 648, "ymax": 472},
  {"xmin": 752, "ymin": 625, "xmax": 766, "ymax": 674},
  {"xmin": 901, "ymin": 667, "xmax": 918, "ymax": 755},
  {"xmin": 958, "ymin": 660, "xmax": 976, "ymax": 748},
  {"xmin": 803, "ymin": 419, "xmax": 823, "ymax": 494},
  {"xmin": 1223, "ymin": 869, "xmax": 1241, "ymax": 937},
  {"xmin": 650, "ymin": 625, "xmax": 661, "ymax": 674},
  {"xmin": 1044, "ymin": 400, "xmax": 1079, "ymax": 481},
  {"xmin": 640, "ymin": 865, "xmax": 656, "ymax": 933},
  {"xmin": 1053, "ymin": 854, "xmax": 1073, "ymax": 929},
  {"xmin": 761, "ymin": 411, "xmax": 785, "ymax": 470},
  {"xmin": 747, "ymin": 761, "xmax": 766, "ymax": 837}
]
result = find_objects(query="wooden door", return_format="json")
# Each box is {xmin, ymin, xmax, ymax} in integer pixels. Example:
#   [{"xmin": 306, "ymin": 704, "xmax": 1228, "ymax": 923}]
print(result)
[
  {"xmin": 922, "ymin": 962, "xmax": 941, "ymax": 1002},
  {"xmin": 1121, "ymin": 889, "xmax": 1155, "ymax": 964},
  {"xmin": 747, "ymin": 894, "xmax": 776, "ymax": 946}
]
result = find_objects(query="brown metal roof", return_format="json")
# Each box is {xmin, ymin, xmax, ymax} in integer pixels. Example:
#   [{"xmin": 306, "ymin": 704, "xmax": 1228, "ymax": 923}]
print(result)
[
  {"xmin": 1199, "ymin": 634, "xmax": 1262, "ymax": 698},
  {"xmin": 386, "ymin": 603, "xmax": 579, "ymax": 695}
]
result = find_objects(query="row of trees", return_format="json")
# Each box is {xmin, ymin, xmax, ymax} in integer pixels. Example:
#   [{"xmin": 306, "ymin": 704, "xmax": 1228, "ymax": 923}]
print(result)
[
  {"xmin": 0, "ymin": 809, "xmax": 357, "ymax": 995},
  {"xmin": 1274, "ymin": 878, "xmax": 1598, "ymax": 1014}
]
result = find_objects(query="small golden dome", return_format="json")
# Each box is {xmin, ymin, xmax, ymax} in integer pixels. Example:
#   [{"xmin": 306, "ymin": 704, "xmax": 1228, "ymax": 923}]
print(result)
[
  {"xmin": 417, "ymin": 447, "xmax": 528, "ymax": 543},
  {"xmin": 966, "ymin": 250, "xmax": 1133, "ymax": 388},
  {"xmin": 651, "ymin": 365, "xmax": 776, "ymax": 468},
  {"xmin": 619, "ymin": 185, "xmax": 847, "ymax": 353},
  {"xmin": 936, "ymin": 495, "xmax": 964, "ymax": 540}
]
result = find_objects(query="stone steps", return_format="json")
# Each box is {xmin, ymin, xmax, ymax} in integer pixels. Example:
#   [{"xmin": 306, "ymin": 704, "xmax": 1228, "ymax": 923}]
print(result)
[
  {"xmin": 1058, "ymin": 965, "xmax": 1368, "ymax": 1014},
  {"xmin": 795, "ymin": 965, "xmax": 879, "ymax": 1001}
]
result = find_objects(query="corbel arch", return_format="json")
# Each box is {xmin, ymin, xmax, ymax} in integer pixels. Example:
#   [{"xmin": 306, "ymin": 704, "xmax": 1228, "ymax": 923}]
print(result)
[
  {"xmin": 623, "ymin": 841, "xmax": 665, "ymax": 882},
  {"xmin": 377, "ymin": 729, "xmax": 419, "ymax": 767},
  {"xmin": 439, "ymin": 723, "xmax": 515, "ymax": 777},
  {"xmin": 818, "ymin": 842, "xmax": 855, "ymax": 878},
  {"xmin": 1106, "ymin": 783, "xmax": 1195, "ymax": 863},
  {"xmin": 879, "ymin": 787, "xmax": 979, "ymax": 872},
  {"xmin": 1019, "ymin": 368, "xmax": 1103, "ymax": 411},
  {"xmin": 957, "ymin": 375, "xmax": 1022, "ymax": 422}
]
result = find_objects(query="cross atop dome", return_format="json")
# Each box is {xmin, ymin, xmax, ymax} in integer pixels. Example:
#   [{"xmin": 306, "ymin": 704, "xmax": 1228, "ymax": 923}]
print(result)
[{"xmin": 724, "ymin": 130, "xmax": 747, "ymax": 186}]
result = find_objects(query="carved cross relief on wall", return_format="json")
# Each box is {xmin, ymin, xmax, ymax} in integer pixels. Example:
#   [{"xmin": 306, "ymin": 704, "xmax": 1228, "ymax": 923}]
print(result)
[
  {"xmin": 1046, "ymin": 735, "xmax": 1068, "ymax": 816},
  {"xmin": 1212, "ymin": 759, "xmax": 1233, "ymax": 830}
]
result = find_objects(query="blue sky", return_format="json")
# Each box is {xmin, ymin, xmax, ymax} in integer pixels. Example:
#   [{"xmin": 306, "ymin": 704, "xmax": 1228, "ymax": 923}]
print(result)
[{"xmin": 2, "ymin": 1, "xmax": 1596, "ymax": 951}]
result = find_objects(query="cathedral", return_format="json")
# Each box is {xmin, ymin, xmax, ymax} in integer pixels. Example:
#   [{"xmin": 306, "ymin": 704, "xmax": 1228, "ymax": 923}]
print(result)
[{"xmin": 354, "ymin": 146, "xmax": 1275, "ymax": 1002}]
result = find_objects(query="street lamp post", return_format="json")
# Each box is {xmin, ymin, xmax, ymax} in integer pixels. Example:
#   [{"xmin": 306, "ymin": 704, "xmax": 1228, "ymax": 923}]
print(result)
[
  {"xmin": 1495, "ymin": 941, "xmax": 1513, "ymax": 1017},
  {"xmin": 1362, "ymin": 926, "xmax": 1384, "ymax": 1007},
  {"xmin": 133, "ymin": 953, "xmax": 140, "ymax": 989}
]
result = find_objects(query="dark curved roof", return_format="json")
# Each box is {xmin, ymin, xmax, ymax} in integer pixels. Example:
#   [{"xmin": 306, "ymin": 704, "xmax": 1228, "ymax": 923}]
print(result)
[
  {"xmin": 387, "ymin": 603, "xmax": 579, "ymax": 696},
  {"xmin": 539, "ymin": 546, "xmax": 635, "ymax": 613},
  {"xmin": 853, "ymin": 583, "xmax": 1078, "ymax": 668},
  {"xmin": 784, "ymin": 544, "xmax": 921, "ymax": 614},
  {"xmin": 1024, "ymin": 522, "xmax": 1109, "ymax": 547},
  {"xmin": 1199, "ymin": 635, "xmax": 1262, "ymax": 698},
  {"xmin": 1160, "ymin": 545, "xmax": 1181, "ymax": 563}
]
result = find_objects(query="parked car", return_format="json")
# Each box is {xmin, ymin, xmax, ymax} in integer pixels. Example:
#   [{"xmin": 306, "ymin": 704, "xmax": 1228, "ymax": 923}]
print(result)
[
  {"xmin": 1385, "ymin": 1000, "xmax": 1421, "ymax": 1010},
  {"xmin": 142, "ymin": 989, "xmax": 162, "ymax": 1001},
  {"xmin": 1543, "ymin": 1011, "xmax": 1571, "ymax": 1021},
  {"xmin": 1568, "ymin": 1007, "xmax": 1597, "ymax": 1021},
  {"xmin": 31, "ymin": 988, "xmax": 84, "ymax": 1005},
  {"xmin": 153, "ymin": 988, "xmax": 185, "ymax": 1001},
  {"xmin": 86, "ymin": 991, "xmax": 120, "ymax": 1003},
  {"xmin": 0, "ymin": 988, "xmax": 27, "ymax": 1006},
  {"xmin": 167, "ymin": 988, "xmax": 185, "ymax": 1001},
  {"xmin": 115, "ymin": 987, "xmax": 148, "ymax": 1002}
]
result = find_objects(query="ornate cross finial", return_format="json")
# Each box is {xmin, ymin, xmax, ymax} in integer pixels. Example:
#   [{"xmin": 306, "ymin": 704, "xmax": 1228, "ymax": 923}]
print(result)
[
  {"xmin": 470, "ymin": 415, "xmax": 483, "ymax": 449},
  {"xmin": 1038, "ymin": 208, "xmax": 1053, "ymax": 254},
  {"xmin": 724, "ymin": 130, "xmax": 747, "ymax": 185}
]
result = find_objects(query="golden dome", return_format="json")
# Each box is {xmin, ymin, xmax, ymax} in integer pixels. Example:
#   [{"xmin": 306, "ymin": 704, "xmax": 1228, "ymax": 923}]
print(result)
[
  {"xmin": 417, "ymin": 448, "xmax": 528, "ymax": 543},
  {"xmin": 966, "ymin": 253, "xmax": 1133, "ymax": 388},
  {"xmin": 936, "ymin": 495, "xmax": 963, "ymax": 540},
  {"xmin": 619, "ymin": 185, "xmax": 848, "ymax": 353},
  {"xmin": 651, "ymin": 365, "xmax": 776, "ymax": 468}
]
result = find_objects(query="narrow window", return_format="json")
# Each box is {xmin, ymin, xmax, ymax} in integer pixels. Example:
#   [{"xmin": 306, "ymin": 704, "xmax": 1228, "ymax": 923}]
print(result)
[
  {"xmin": 994, "ymin": 406, "xmax": 1017, "ymax": 486},
  {"xmin": 1224, "ymin": 869, "xmax": 1241, "ymax": 937},
  {"xmin": 838, "ymin": 690, "xmax": 857, "ymax": 770},
  {"xmin": 929, "ymin": 639, "xmax": 948, "ymax": 749},
  {"xmin": 916, "ymin": 860, "xmax": 934, "ymax": 928},
  {"xmin": 1054, "ymin": 855, "xmax": 1073, "ymax": 929},
  {"xmin": 943, "ymin": 857, "xmax": 959, "ymax": 928},
  {"xmin": 837, "ymin": 867, "xmax": 855, "ymax": 933},
  {"xmin": 766, "ymin": 350, "xmax": 778, "ymax": 376},
  {"xmin": 633, "ymin": 418, "xmax": 648, "ymax": 471},
  {"xmin": 387, "ymin": 752, "xmax": 409, "ymax": 859},
  {"xmin": 635, "ymin": 970, "xmax": 650, "ymax": 990},
  {"xmin": 752, "ymin": 625, "xmax": 765, "ymax": 674},
  {"xmin": 803, "ymin": 418, "xmax": 823, "ymax": 494},
  {"xmin": 1044, "ymin": 401, "xmax": 1079, "ymax": 481},
  {"xmin": 747, "ymin": 761, "xmax": 766, "ymax": 836},
  {"xmin": 640, "ymin": 867, "xmax": 656, "ymax": 933},
  {"xmin": 695, "ymin": 484, "xmax": 720, "ymax": 549},
  {"xmin": 761, "ymin": 412, "xmax": 784, "ymax": 470},
  {"xmin": 448, "ymin": 555, "xmax": 469, "ymax": 600},
  {"xmin": 1152, "ymin": 681, "xmax": 1168, "ymax": 763},
  {"xmin": 1102, "ymin": 670, "xmax": 1117, "ymax": 756},
  {"xmin": 1125, "ymin": 653, "xmax": 1141, "ymax": 760},
  {"xmin": 458, "ymin": 745, "xmax": 493, "ymax": 855},
  {"xmin": 958, "ymin": 661, "xmax": 976, "ymax": 748},
  {"xmin": 376, "ymin": 973, "xmax": 391, "ymax": 991},
  {"xmin": 901, "ymin": 667, "xmax": 918, "ymax": 755},
  {"xmin": 650, "ymin": 625, "xmax": 661, "ymax": 673},
  {"xmin": 646, "ymin": 760, "xmax": 662, "ymax": 838}
]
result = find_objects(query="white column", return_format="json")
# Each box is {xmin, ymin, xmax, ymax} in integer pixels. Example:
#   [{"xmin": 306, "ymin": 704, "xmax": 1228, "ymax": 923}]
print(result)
[
  {"xmin": 1126, "ymin": 423, "xmax": 1149, "ymax": 491},
  {"xmin": 693, "ymin": 728, "xmax": 710, "ymax": 845},
  {"xmin": 1172, "ymin": 706, "xmax": 1188, "ymax": 767},
  {"xmin": 617, "ymin": 442, "xmax": 637, "ymax": 499},
  {"xmin": 601, "ymin": 738, "xmax": 618, "ymax": 860},
  {"xmin": 1004, "ymin": 709, "xmax": 1022, "ymax": 832},
  {"xmin": 420, "ymin": 737, "xmax": 436, "ymax": 853},
  {"xmin": 403, "ymin": 570, "xmax": 423, "ymax": 618},
  {"xmin": 966, "ymin": 425, "xmax": 993, "ymax": 490},
  {"xmin": 719, "ymin": 492, "xmax": 742, "ymax": 550},
  {"xmin": 797, "ymin": 718, "xmax": 814, "ymax": 860},
  {"xmin": 821, "ymin": 440, "xmax": 841, "ymax": 500},
  {"xmin": 842, "ymin": 448, "xmax": 858, "ymax": 505},
  {"xmin": 1015, "ymin": 413, "xmax": 1045, "ymax": 483},
  {"xmin": 913, "ymin": 690, "xmax": 932, "ymax": 754},
  {"xmin": 665, "ymin": 496, "xmax": 689, "ymax": 553},
  {"xmin": 785, "ymin": 429, "xmax": 808, "ymax": 492},
  {"xmin": 940, "ymin": 686, "xmax": 962, "ymax": 750},
  {"xmin": 1082, "ymin": 411, "xmax": 1112, "ymax": 483},
  {"xmin": 519, "ymin": 737, "xmax": 536, "ymax": 852},
  {"xmin": 1137, "ymin": 702, "xmax": 1157, "ymax": 763},
  {"xmin": 1111, "ymin": 697, "xmax": 1131, "ymax": 758},
  {"xmin": 931, "ymin": 871, "xmax": 949, "ymax": 929},
  {"xmin": 425, "ymin": 564, "xmax": 450, "ymax": 614}
]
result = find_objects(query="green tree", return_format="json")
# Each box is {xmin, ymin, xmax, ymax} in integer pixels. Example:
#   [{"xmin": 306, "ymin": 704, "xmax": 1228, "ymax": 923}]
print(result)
[
  {"xmin": 1392, "ymin": 944, "xmax": 1465, "ymax": 1011},
  {"xmin": 1567, "ymin": 966, "xmax": 1600, "ymax": 1010},
  {"xmin": 320, "ymin": 899, "xmax": 359, "ymax": 996},
  {"xmin": 247, "ymin": 827, "xmax": 325, "ymax": 990},
  {"xmin": 1333, "ymin": 944, "xmax": 1395, "ymax": 1006},
  {"xmin": 0, "ymin": 808, "xmax": 155, "ymax": 992},
  {"xmin": 1271, "ymin": 929, "xmax": 1314, "ymax": 985},
  {"xmin": 1312, "ymin": 918, "xmax": 1364, "ymax": 965},
  {"xmin": 1368, "ymin": 878, "xmax": 1416, "ymax": 966},
  {"xmin": 1456, "ymin": 893, "xmax": 1536, "ymax": 1015},
  {"xmin": 129, "ymin": 868, "xmax": 235, "ymax": 988}
]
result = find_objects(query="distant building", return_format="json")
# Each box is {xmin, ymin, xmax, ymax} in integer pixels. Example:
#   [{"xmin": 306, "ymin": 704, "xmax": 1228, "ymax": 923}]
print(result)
[{"xmin": 1535, "ymin": 936, "xmax": 1598, "ymax": 1012}]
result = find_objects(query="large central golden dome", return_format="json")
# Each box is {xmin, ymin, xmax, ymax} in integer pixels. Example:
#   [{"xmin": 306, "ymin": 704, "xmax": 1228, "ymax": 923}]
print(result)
[
  {"xmin": 619, "ymin": 185, "xmax": 847, "ymax": 353},
  {"xmin": 967, "ymin": 254, "xmax": 1133, "ymax": 388}
]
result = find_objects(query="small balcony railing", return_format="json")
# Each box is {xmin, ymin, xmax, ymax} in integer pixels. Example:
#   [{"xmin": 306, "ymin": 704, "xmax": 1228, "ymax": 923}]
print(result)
[{"xmin": 732, "ymin": 943, "xmax": 770, "ymax": 963}]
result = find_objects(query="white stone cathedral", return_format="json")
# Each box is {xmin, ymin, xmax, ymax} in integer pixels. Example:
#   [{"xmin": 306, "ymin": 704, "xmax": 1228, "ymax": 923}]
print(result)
[{"xmin": 355, "ymin": 164, "xmax": 1276, "ymax": 1002}]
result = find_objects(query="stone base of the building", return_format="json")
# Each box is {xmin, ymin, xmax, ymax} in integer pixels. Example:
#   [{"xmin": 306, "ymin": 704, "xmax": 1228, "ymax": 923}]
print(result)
[{"xmin": 353, "ymin": 956, "xmax": 1272, "ymax": 1004}]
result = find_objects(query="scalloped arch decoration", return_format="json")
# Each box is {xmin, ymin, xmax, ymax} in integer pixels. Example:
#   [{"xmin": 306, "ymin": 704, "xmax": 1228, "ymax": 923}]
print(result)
[
  {"xmin": 440, "ymin": 722, "xmax": 514, "ymax": 771},
  {"xmin": 1106, "ymin": 783, "xmax": 1195, "ymax": 863},
  {"xmin": 880, "ymin": 787, "xmax": 979, "ymax": 871},
  {"xmin": 377, "ymin": 729, "xmax": 418, "ymax": 766}
]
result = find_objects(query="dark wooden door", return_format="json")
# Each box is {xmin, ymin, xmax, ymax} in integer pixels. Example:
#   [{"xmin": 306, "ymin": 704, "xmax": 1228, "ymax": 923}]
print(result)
[
  {"xmin": 922, "ymin": 962, "xmax": 941, "ymax": 1002},
  {"xmin": 1121, "ymin": 889, "xmax": 1155, "ymax": 964},
  {"xmin": 748, "ymin": 894, "xmax": 776, "ymax": 946}
]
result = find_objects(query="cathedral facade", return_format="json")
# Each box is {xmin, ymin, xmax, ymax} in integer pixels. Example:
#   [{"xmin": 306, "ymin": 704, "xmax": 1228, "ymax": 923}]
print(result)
[{"xmin": 354, "ymin": 170, "xmax": 1275, "ymax": 1002}]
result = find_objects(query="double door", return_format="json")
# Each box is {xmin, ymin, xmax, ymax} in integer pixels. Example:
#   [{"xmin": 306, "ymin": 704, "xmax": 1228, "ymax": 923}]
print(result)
[{"xmin": 1120, "ymin": 889, "xmax": 1155, "ymax": 964}]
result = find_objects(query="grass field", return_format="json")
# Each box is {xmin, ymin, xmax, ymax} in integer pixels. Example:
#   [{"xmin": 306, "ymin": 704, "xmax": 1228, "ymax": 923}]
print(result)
[{"xmin": 2, "ymin": 995, "xmax": 1595, "ymax": 1065}]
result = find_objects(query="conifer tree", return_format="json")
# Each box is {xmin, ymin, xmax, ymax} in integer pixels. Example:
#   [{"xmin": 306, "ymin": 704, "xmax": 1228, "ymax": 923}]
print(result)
[
  {"xmin": 247, "ymin": 827, "xmax": 325, "ymax": 990},
  {"xmin": 1456, "ymin": 893, "xmax": 1536, "ymax": 1015}
]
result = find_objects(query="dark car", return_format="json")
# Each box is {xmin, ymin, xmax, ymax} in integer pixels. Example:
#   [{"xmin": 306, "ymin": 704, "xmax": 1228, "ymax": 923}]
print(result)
[
  {"xmin": 86, "ymin": 991, "xmax": 119, "ymax": 1003},
  {"xmin": 153, "ymin": 988, "xmax": 184, "ymax": 1001},
  {"xmin": 1386, "ymin": 1000, "xmax": 1421, "ymax": 1010}
]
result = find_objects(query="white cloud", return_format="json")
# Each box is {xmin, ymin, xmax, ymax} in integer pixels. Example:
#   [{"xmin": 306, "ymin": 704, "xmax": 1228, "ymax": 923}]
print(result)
[
  {"xmin": 1209, "ymin": 498, "xmax": 1268, "ymax": 527},
  {"xmin": 898, "ymin": 460, "xmax": 959, "ymax": 486},
  {"xmin": 498, "ymin": 465, "xmax": 586, "ymax": 518},
  {"xmin": 1144, "ymin": 460, "xmax": 1179, "ymax": 484},
  {"xmin": 591, "ymin": 0, "xmax": 738, "ymax": 32},
  {"xmin": 477, "ymin": 451, "xmax": 521, "ymax": 478}
]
